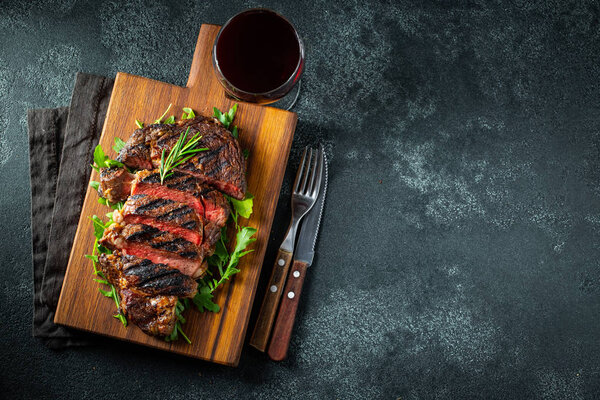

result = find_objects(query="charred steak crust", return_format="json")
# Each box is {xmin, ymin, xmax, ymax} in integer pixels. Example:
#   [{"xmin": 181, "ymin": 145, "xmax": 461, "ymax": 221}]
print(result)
[
  {"xmin": 120, "ymin": 224, "xmax": 202, "ymax": 260},
  {"xmin": 119, "ymin": 193, "xmax": 203, "ymax": 245},
  {"xmin": 117, "ymin": 116, "xmax": 246, "ymax": 199},
  {"xmin": 98, "ymin": 252, "xmax": 197, "ymax": 298},
  {"xmin": 99, "ymin": 167, "xmax": 134, "ymax": 203},
  {"xmin": 120, "ymin": 288, "xmax": 178, "ymax": 337},
  {"xmin": 97, "ymin": 252, "xmax": 197, "ymax": 337}
]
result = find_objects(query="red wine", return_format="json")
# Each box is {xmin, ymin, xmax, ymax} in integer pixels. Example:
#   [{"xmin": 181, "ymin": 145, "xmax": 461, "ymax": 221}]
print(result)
[{"xmin": 215, "ymin": 9, "xmax": 302, "ymax": 98}]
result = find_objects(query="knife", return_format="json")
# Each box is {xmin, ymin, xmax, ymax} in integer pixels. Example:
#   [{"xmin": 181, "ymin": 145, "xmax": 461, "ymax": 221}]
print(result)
[
  {"xmin": 267, "ymin": 150, "xmax": 328, "ymax": 361},
  {"xmin": 250, "ymin": 146, "xmax": 323, "ymax": 352}
]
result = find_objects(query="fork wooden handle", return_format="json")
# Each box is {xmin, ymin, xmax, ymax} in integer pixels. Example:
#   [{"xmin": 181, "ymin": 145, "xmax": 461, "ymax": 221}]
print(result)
[
  {"xmin": 249, "ymin": 249, "xmax": 293, "ymax": 351},
  {"xmin": 268, "ymin": 260, "xmax": 308, "ymax": 361}
]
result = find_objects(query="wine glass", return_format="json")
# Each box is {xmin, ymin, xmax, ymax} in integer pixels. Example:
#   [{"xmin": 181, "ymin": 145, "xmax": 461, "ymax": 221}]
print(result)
[{"xmin": 212, "ymin": 8, "xmax": 304, "ymax": 108}]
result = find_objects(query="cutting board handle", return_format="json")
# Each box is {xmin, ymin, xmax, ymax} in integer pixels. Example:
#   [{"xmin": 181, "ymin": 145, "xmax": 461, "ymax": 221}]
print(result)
[{"xmin": 186, "ymin": 24, "xmax": 222, "ymax": 93}]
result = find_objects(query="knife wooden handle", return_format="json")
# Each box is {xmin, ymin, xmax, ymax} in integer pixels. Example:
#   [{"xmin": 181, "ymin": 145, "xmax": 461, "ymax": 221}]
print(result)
[
  {"xmin": 249, "ymin": 249, "xmax": 293, "ymax": 351},
  {"xmin": 267, "ymin": 260, "xmax": 309, "ymax": 361}
]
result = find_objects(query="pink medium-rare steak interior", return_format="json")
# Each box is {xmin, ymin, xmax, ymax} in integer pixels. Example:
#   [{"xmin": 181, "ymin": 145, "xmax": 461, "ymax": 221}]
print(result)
[
  {"xmin": 118, "ymin": 194, "xmax": 203, "ymax": 245},
  {"xmin": 100, "ymin": 223, "xmax": 206, "ymax": 278}
]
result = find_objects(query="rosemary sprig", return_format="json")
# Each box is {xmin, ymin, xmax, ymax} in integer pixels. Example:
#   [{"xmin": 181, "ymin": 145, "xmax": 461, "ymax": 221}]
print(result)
[{"xmin": 159, "ymin": 127, "xmax": 208, "ymax": 184}]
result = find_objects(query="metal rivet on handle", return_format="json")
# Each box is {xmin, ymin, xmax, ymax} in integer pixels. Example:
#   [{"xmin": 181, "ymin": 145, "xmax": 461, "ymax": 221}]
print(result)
[
  {"xmin": 288, "ymin": 292, "xmax": 295, "ymax": 299},
  {"xmin": 278, "ymin": 259, "xmax": 285, "ymax": 266},
  {"xmin": 270, "ymin": 285, "xmax": 277, "ymax": 293},
  {"xmin": 293, "ymin": 271, "xmax": 300, "ymax": 278}
]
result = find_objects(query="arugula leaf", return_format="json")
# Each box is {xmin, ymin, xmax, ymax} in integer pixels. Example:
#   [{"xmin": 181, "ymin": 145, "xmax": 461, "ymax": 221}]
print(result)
[
  {"xmin": 85, "ymin": 214, "xmax": 127, "ymax": 327},
  {"xmin": 92, "ymin": 144, "xmax": 124, "ymax": 171},
  {"xmin": 213, "ymin": 104, "xmax": 238, "ymax": 134},
  {"xmin": 192, "ymin": 285, "xmax": 220, "ymax": 313},
  {"xmin": 165, "ymin": 300, "xmax": 191, "ymax": 343},
  {"xmin": 229, "ymin": 193, "xmax": 254, "ymax": 219},
  {"xmin": 90, "ymin": 215, "xmax": 108, "ymax": 240},
  {"xmin": 113, "ymin": 137, "xmax": 126, "ymax": 153},
  {"xmin": 164, "ymin": 115, "xmax": 175, "ymax": 124},
  {"xmin": 182, "ymin": 107, "xmax": 195, "ymax": 120},
  {"xmin": 90, "ymin": 181, "xmax": 100, "ymax": 191}
]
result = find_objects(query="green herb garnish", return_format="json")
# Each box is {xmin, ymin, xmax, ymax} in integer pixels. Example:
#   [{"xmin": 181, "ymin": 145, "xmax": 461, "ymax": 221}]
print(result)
[
  {"xmin": 192, "ymin": 194, "xmax": 256, "ymax": 313},
  {"xmin": 213, "ymin": 104, "xmax": 238, "ymax": 134},
  {"xmin": 86, "ymin": 214, "xmax": 127, "ymax": 326},
  {"xmin": 165, "ymin": 300, "xmax": 191, "ymax": 344},
  {"xmin": 182, "ymin": 107, "xmax": 195, "ymax": 120},
  {"xmin": 154, "ymin": 103, "xmax": 173, "ymax": 124},
  {"xmin": 159, "ymin": 127, "xmax": 208, "ymax": 184},
  {"xmin": 135, "ymin": 119, "xmax": 144, "ymax": 129},
  {"xmin": 113, "ymin": 137, "xmax": 126, "ymax": 153},
  {"xmin": 91, "ymin": 144, "xmax": 124, "ymax": 171}
]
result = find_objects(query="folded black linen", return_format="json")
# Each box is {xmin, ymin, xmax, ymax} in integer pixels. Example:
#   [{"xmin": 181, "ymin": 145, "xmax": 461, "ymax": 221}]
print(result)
[{"xmin": 29, "ymin": 73, "xmax": 114, "ymax": 349}]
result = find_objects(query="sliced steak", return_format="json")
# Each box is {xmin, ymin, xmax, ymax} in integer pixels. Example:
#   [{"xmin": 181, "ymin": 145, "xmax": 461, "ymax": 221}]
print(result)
[
  {"xmin": 116, "ymin": 194, "xmax": 203, "ymax": 246},
  {"xmin": 98, "ymin": 252, "xmax": 197, "ymax": 298},
  {"xmin": 200, "ymin": 185, "xmax": 230, "ymax": 253},
  {"xmin": 117, "ymin": 116, "xmax": 246, "ymax": 199},
  {"xmin": 120, "ymin": 288, "xmax": 178, "ymax": 337},
  {"xmin": 97, "ymin": 252, "xmax": 191, "ymax": 337},
  {"xmin": 132, "ymin": 170, "xmax": 205, "ymax": 215},
  {"xmin": 100, "ymin": 223, "xmax": 206, "ymax": 278},
  {"xmin": 131, "ymin": 170, "xmax": 230, "ymax": 252},
  {"xmin": 116, "ymin": 124, "xmax": 179, "ymax": 170},
  {"xmin": 99, "ymin": 167, "xmax": 134, "ymax": 203}
]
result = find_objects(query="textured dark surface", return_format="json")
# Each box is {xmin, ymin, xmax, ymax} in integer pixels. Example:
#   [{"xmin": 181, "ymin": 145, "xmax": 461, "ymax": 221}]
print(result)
[{"xmin": 1, "ymin": 0, "xmax": 600, "ymax": 399}]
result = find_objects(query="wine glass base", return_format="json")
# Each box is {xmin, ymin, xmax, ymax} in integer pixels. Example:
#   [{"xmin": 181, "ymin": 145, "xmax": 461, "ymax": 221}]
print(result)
[{"xmin": 269, "ymin": 79, "xmax": 301, "ymax": 111}]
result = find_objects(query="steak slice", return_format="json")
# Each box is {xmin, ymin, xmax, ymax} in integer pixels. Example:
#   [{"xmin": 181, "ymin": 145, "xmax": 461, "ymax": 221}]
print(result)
[
  {"xmin": 98, "ymin": 252, "xmax": 195, "ymax": 337},
  {"xmin": 100, "ymin": 223, "xmax": 206, "ymax": 278},
  {"xmin": 132, "ymin": 170, "xmax": 205, "ymax": 215},
  {"xmin": 98, "ymin": 252, "xmax": 197, "ymax": 298},
  {"xmin": 117, "ymin": 116, "xmax": 246, "ymax": 199},
  {"xmin": 99, "ymin": 167, "xmax": 134, "ymax": 203},
  {"xmin": 116, "ymin": 194, "xmax": 203, "ymax": 246},
  {"xmin": 131, "ymin": 170, "xmax": 230, "ymax": 252},
  {"xmin": 200, "ymin": 185, "xmax": 230, "ymax": 254},
  {"xmin": 116, "ymin": 124, "xmax": 179, "ymax": 170},
  {"xmin": 120, "ymin": 288, "xmax": 178, "ymax": 337}
]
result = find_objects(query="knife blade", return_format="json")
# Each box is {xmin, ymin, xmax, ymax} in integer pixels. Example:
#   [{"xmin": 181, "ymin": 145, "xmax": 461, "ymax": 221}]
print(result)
[
  {"xmin": 267, "ymin": 147, "xmax": 328, "ymax": 361},
  {"xmin": 294, "ymin": 149, "xmax": 328, "ymax": 265}
]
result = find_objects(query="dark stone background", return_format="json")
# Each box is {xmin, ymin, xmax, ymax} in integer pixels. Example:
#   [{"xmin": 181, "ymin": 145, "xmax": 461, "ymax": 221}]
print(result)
[{"xmin": 1, "ymin": 0, "xmax": 600, "ymax": 398}]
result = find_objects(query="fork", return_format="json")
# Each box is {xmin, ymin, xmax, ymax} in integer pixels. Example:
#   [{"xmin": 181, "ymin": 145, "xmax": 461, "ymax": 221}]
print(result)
[{"xmin": 249, "ymin": 146, "xmax": 322, "ymax": 352}]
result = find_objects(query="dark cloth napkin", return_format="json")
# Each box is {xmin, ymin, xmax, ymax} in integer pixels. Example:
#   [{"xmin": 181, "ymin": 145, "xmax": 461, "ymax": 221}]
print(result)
[{"xmin": 29, "ymin": 73, "xmax": 114, "ymax": 349}]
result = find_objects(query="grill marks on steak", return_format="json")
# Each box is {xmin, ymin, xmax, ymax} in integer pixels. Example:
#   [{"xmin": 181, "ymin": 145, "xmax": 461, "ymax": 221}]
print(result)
[
  {"xmin": 131, "ymin": 170, "xmax": 230, "ymax": 252},
  {"xmin": 132, "ymin": 170, "xmax": 205, "ymax": 215},
  {"xmin": 118, "ymin": 116, "xmax": 246, "ymax": 199},
  {"xmin": 100, "ymin": 223, "xmax": 207, "ymax": 278},
  {"xmin": 118, "ymin": 194, "xmax": 203, "ymax": 245},
  {"xmin": 98, "ymin": 252, "xmax": 197, "ymax": 336}
]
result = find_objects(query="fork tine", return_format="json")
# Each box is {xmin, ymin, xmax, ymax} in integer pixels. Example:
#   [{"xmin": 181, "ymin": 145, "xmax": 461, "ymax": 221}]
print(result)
[
  {"xmin": 307, "ymin": 145, "xmax": 320, "ymax": 195},
  {"xmin": 311, "ymin": 145, "xmax": 324, "ymax": 197},
  {"xmin": 293, "ymin": 147, "xmax": 309, "ymax": 193},
  {"xmin": 299, "ymin": 148, "xmax": 313, "ymax": 193}
]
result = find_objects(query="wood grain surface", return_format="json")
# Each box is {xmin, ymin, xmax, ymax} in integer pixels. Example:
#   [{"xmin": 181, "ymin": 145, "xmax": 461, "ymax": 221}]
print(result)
[{"xmin": 54, "ymin": 24, "xmax": 297, "ymax": 366}]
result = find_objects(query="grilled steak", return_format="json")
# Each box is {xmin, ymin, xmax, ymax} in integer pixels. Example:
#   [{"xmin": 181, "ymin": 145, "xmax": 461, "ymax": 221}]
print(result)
[
  {"xmin": 98, "ymin": 252, "xmax": 197, "ymax": 336},
  {"xmin": 131, "ymin": 170, "xmax": 230, "ymax": 252},
  {"xmin": 98, "ymin": 252, "xmax": 197, "ymax": 298},
  {"xmin": 132, "ymin": 170, "xmax": 205, "ymax": 215},
  {"xmin": 100, "ymin": 223, "xmax": 207, "ymax": 278},
  {"xmin": 99, "ymin": 167, "xmax": 134, "ymax": 203},
  {"xmin": 120, "ymin": 289, "xmax": 178, "ymax": 337},
  {"xmin": 116, "ymin": 194, "xmax": 203, "ymax": 245},
  {"xmin": 118, "ymin": 116, "xmax": 246, "ymax": 199}
]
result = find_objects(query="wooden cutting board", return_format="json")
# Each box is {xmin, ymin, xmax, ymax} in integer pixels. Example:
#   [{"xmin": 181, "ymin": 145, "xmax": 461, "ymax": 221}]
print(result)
[{"xmin": 54, "ymin": 24, "xmax": 297, "ymax": 366}]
